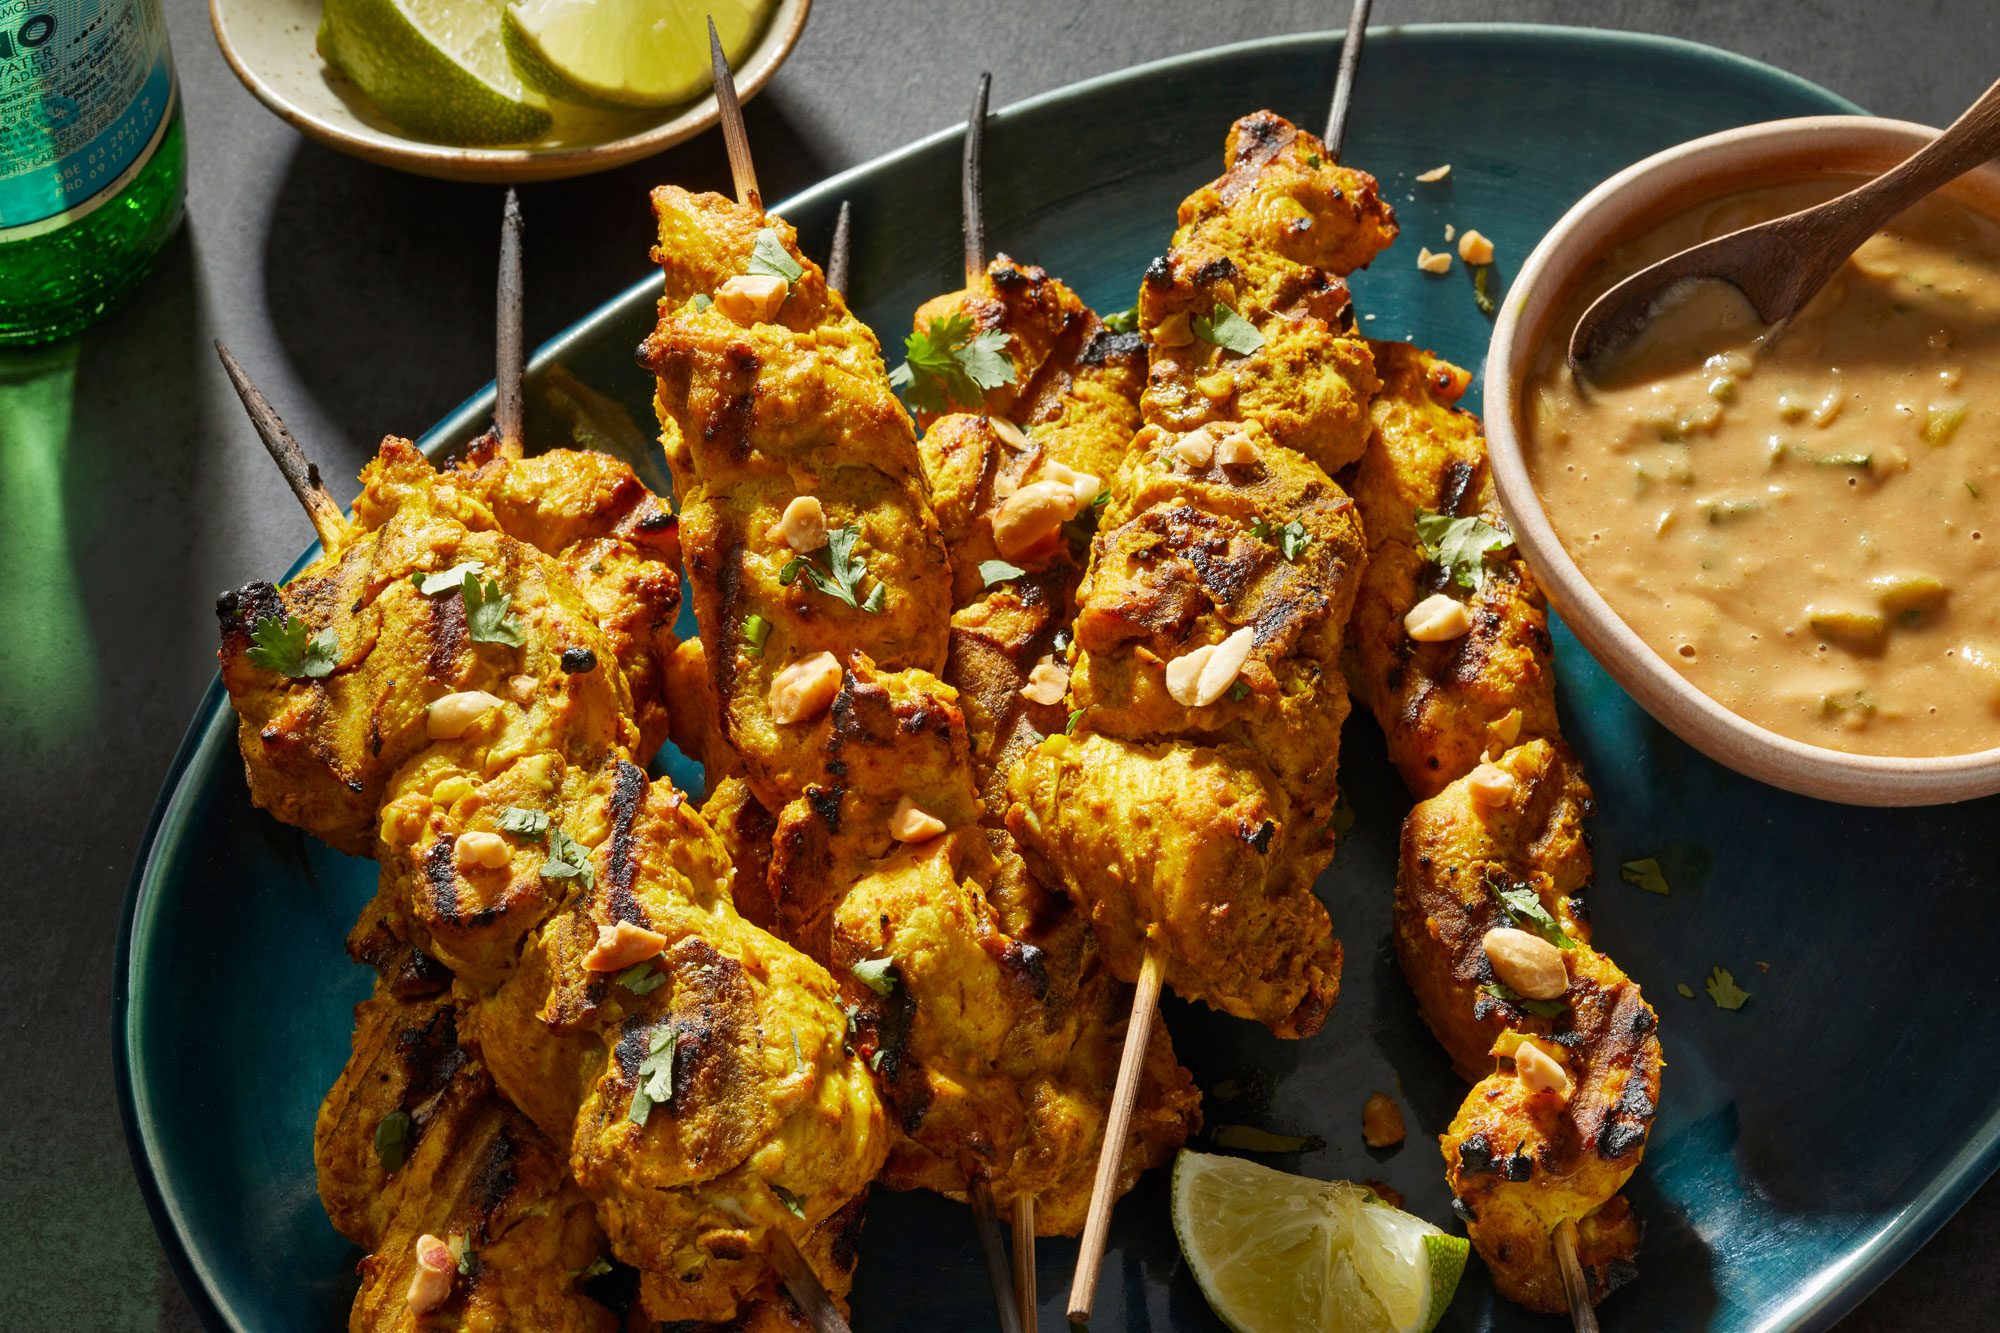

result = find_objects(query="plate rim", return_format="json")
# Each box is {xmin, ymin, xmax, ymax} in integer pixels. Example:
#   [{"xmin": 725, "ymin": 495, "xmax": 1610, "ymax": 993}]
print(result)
[{"xmin": 120, "ymin": 23, "xmax": 1948, "ymax": 1333}]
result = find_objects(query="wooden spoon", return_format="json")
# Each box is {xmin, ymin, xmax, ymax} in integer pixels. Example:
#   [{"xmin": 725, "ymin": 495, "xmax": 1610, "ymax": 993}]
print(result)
[{"xmin": 1569, "ymin": 73, "xmax": 2000, "ymax": 369}]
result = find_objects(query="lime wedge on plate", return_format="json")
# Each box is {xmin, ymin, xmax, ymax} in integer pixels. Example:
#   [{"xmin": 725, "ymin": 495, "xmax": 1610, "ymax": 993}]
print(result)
[
  {"xmin": 503, "ymin": 0, "xmax": 773, "ymax": 109},
  {"xmin": 320, "ymin": 0, "xmax": 553, "ymax": 145},
  {"xmin": 1172, "ymin": 1150, "xmax": 1470, "ymax": 1333}
]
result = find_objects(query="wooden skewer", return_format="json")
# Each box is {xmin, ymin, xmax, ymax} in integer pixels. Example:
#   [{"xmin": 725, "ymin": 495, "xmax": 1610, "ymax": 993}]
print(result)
[
  {"xmin": 961, "ymin": 71, "xmax": 991, "ymax": 285},
  {"xmin": 767, "ymin": 1228, "xmax": 854, "ymax": 1333},
  {"xmin": 1555, "ymin": 1220, "xmax": 1600, "ymax": 1333},
  {"xmin": 1069, "ymin": 3, "xmax": 1376, "ymax": 1323},
  {"xmin": 494, "ymin": 188, "xmax": 526, "ymax": 460},
  {"xmin": 825, "ymin": 199, "xmax": 853, "ymax": 296},
  {"xmin": 214, "ymin": 341, "xmax": 346, "ymax": 552},
  {"xmin": 709, "ymin": 17, "xmax": 760, "ymax": 211},
  {"xmin": 1011, "ymin": 1194, "xmax": 1037, "ymax": 1332},
  {"xmin": 971, "ymin": 1181, "xmax": 1025, "ymax": 1333}
]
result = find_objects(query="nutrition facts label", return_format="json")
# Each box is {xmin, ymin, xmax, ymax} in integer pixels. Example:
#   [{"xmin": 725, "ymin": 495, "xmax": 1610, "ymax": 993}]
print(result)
[{"xmin": 0, "ymin": 0, "xmax": 173, "ymax": 234}]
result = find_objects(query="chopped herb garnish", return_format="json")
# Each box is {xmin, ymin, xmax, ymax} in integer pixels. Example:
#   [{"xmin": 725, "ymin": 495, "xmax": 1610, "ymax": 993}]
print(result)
[
  {"xmin": 453, "ymin": 1234, "xmax": 478, "ymax": 1278},
  {"xmin": 1277, "ymin": 520, "xmax": 1311, "ymax": 561},
  {"xmin": 1815, "ymin": 452, "xmax": 1873, "ymax": 468},
  {"xmin": 1701, "ymin": 498, "xmax": 1762, "ymax": 524},
  {"xmin": 1305, "ymin": 152, "xmax": 1322, "ymax": 169},
  {"xmin": 1192, "ymin": 302, "xmax": 1264, "ymax": 356},
  {"xmin": 627, "ymin": 1024, "xmax": 677, "ymax": 1127},
  {"xmin": 1064, "ymin": 707, "xmax": 1084, "ymax": 735},
  {"xmin": 1471, "ymin": 264, "xmax": 1496, "ymax": 317},
  {"xmin": 742, "ymin": 612, "xmax": 772, "ymax": 657},
  {"xmin": 463, "ymin": 574, "xmax": 528, "ymax": 648},
  {"xmin": 580, "ymin": 1256, "xmax": 614, "ymax": 1280},
  {"xmin": 851, "ymin": 956, "xmax": 897, "ymax": 997},
  {"xmin": 780, "ymin": 525, "xmax": 883, "ymax": 613},
  {"xmin": 1415, "ymin": 510, "xmax": 1513, "ymax": 590},
  {"xmin": 979, "ymin": 559, "xmax": 1027, "ymax": 587},
  {"xmin": 247, "ymin": 613, "xmax": 339, "ymax": 680},
  {"xmin": 1923, "ymin": 402, "xmax": 1967, "ymax": 447},
  {"xmin": 1227, "ymin": 680, "xmax": 1252, "ymax": 703},
  {"xmin": 496, "ymin": 806, "xmax": 550, "ymax": 840},
  {"xmin": 616, "ymin": 961, "xmax": 666, "ymax": 995},
  {"xmin": 1968, "ymin": 480, "xmax": 1983, "ymax": 499},
  {"xmin": 772, "ymin": 1184, "xmax": 808, "ymax": 1220},
  {"xmin": 1620, "ymin": 857, "xmax": 1671, "ymax": 896},
  {"xmin": 542, "ymin": 827, "xmax": 594, "ymax": 890},
  {"xmin": 1210, "ymin": 1123, "xmax": 1327, "ymax": 1154},
  {"xmin": 746, "ymin": 227, "xmax": 804, "ymax": 284},
  {"xmin": 1676, "ymin": 982, "xmax": 1696, "ymax": 999},
  {"xmin": 890, "ymin": 312, "xmax": 1017, "ymax": 412},
  {"xmin": 1100, "ymin": 307, "xmax": 1139, "ymax": 334},
  {"xmin": 862, "ymin": 583, "xmax": 888, "ymax": 614},
  {"xmin": 1479, "ymin": 981, "xmax": 1566, "ymax": 1018},
  {"xmin": 689, "ymin": 293, "xmax": 713, "ymax": 312},
  {"xmin": 410, "ymin": 561, "xmax": 485, "ymax": 596},
  {"xmin": 1705, "ymin": 966, "xmax": 1752, "ymax": 1011},
  {"xmin": 372, "ymin": 1110, "xmax": 411, "ymax": 1172},
  {"xmin": 1492, "ymin": 881, "xmax": 1575, "ymax": 948}
]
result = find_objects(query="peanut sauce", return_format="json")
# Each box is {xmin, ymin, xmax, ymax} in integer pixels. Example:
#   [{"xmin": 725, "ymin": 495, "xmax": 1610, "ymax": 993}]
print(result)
[{"xmin": 1525, "ymin": 178, "xmax": 2000, "ymax": 758}]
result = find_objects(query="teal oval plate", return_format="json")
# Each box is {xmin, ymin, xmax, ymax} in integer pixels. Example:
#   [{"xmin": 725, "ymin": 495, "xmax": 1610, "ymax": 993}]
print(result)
[{"xmin": 121, "ymin": 25, "xmax": 1991, "ymax": 1333}]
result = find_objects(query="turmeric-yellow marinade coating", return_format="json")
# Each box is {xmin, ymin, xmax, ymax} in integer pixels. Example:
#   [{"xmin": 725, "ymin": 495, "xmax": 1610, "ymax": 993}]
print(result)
[{"xmin": 1009, "ymin": 111, "xmax": 1395, "ymax": 1038}]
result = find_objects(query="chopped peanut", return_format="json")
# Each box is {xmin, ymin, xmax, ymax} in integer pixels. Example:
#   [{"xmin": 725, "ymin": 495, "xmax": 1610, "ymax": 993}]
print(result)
[
  {"xmin": 1416, "ymin": 247, "xmax": 1452, "ymax": 275},
  {"xmin": 1514, "ymin": 1039, "xmax": 1572, "ymax": 1098},
  {"xmin": 776, "ymin": 495, "xmax": 828, "ymax": 553},
  {"xmin": 1037, "ymin": 460, "xmax": 1103, "ymax": 511},
  {"xmin": 1163, "ymin": 644, "xmax": 1215, "ymax": 706},
  {"xmin": 1152, "ymin": 311, "xmax": 1193, "ymax": 347},
  {"xmin": 1404, "ymin": 593, "xmax": 1471, "ymax": 642},
  {"xmin": 715, "ymin": 273, "xmax": 787, "ymax": 324},
  {"xmin": 1444, "ymin": 223, "xmax": 1456, "ymax": 242},
  {"xmin": 1467, "ymin": 762, "xmax": 1518, "ymax": 807},
  {"xmin": 1415, "ymin": 163, "xmax": 1451, "ymax": 183},
  {"xmin": 1170, "ymin": 427, "xmax": 1216, "ymax": 468},
  {"xmin": 407, "ymin": 1234, "xmax": 455, "ymax": 1314},
  {"xmin": 426, "ymin": 690, "xmax": 505, "ymax": 740},
  {"xmin": 1020, "ymin": 658, "xmax": 1069, "ymax": 706},
  {"xmin": 454, "ymin": 830, "xmax": 510, "ymax": 870},
  {"xmin": 505, "ymin": 673, "xmax": 538, "ymax": 705},
  {"xmin": 1196, "ymin": 372, "xmax": 1235, "ymax": 401},
  {"xmin": 585, "ymin": 919, "xmax": 668, "ymax": 973},
  {"xmin": 989, "ymin": 416, "xmax": 1030, "ymax": 451},
  {"xmin": 1487, "ymin": 707, "xmax": 1524, "ymax": 750},
  {"xmin": 991, "ymin": 480, "xmax": 1080, "ymax": 559},
  {"xmin": 1213, "ymin": 427, "xmax": 1260, "ymax": 467},
  {"xmin": 768, "ymin": 652, "xmax": 841, "ymax": 725},
  {"xmin": 1457, "ymin": 229, "xmax": 1495, "ymax": 265},
  {"xmin": 1361, "ymin": 1092, "xmax": 1406, "ymax": 1148},
  {"xmin": 1165, "ymin": 627, "xmax": 1256, "ymax": 707},
  {"xmin": 888, "ymin": 796, "xmax": 947, "ymax": 843},
  {"xmin": 1482, "ymin": 926, "xmax": 1568, "ymax": 1000}
]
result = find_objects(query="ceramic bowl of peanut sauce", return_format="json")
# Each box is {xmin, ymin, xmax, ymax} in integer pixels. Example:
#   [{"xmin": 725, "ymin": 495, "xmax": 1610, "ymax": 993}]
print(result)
[{"xmin": 1486, "ymin": 117, "xmax": 2000, "ymax": 805}]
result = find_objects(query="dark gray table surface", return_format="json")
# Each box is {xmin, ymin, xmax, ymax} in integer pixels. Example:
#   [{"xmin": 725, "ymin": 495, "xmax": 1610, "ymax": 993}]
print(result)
[{"xmin": 3, "ymin": 0, "xmax": 1992, "ymax": 1327}]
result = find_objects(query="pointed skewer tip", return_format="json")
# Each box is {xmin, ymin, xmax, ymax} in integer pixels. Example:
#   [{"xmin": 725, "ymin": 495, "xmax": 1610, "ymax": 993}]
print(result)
[{"xmin": 709, "ymin": 15, "xmax": 760, "ymax": 210}]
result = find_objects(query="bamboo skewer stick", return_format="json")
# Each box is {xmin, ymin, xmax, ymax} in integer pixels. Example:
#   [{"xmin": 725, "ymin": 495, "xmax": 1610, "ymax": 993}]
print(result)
[
  {"xmin": 215, "ymin": 342, "xmax": 346, "ymax": 551},
  {"xmin": 961, "ymin": 72, "xmax": 991, "ymax": 285},
  {"xmin": 971, "ymin": 1181, "xmax": 1026, "ymax": 1333},
  {"xmin": 494, "ymin": 188, "xmax": 526, "ymax": 460},
  {"xmin": 1556, "ymin": 1221, "xmax": 1600, "ymax": 1333},
  {"xmin": 1066, "ymin": 4, "xmax": 1375, "ymax": 1324},
  {"xmin": 1011, "ymin": 1195, "xmax": 1037, "ymax": 1331},
  {"xmin": 825, "ymin": 199, "xmax": 853, "ymax": 295}
]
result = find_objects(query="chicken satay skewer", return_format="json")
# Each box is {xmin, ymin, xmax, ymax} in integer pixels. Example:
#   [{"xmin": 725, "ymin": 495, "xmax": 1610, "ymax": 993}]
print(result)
[{"xmin": 1063, "ymin": 4, "xmax": 1376, "ymax": 1322}]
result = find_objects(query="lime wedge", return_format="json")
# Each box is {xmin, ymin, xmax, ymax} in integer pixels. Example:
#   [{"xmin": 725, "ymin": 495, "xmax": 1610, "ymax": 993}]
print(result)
[
  {"xmin": 503, "ymin": 0, "xmax": 773, "ymax": 109},
  {"xmin": 1171, "ymin": 1150, "xmax": 1470, "ymax": 1333},
  {"xmin": 319, "ymin": 0, "xmax": 553, "ymax": 146}
]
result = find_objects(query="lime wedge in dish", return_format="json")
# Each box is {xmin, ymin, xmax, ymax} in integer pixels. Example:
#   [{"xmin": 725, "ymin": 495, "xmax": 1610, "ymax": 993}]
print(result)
[
  {"xmin": 319, "ymin": 0, "xmax": 553, "ymax": 146},
  {"xmin": 503, "ymin": 0, "xmax": 773, "ymax": 109},
  {"xmin": 1171, "ymin": 1149, "xmax": 1470, "ymax": 1333}
]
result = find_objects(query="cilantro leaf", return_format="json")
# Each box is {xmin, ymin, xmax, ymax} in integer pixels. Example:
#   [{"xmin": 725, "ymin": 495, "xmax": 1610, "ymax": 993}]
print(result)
[
  {"xmin": 628, "ymin": 1025, "xmax": 677, "ymax": 1127},
  {"xmin": 1620, "ymin": 857, "xmax": 1671, "ymax": 895},
  {"xmin": 1192, "ymin": 303, "xmax": 1264, "ymax": 356},
  {"xmin": 742, "ymin": 613, "xmax": 772, "ymax": 657},
  {"xmin": 979, "ymin": 559, "xmax": 1027, "ymax": 587},
  {"xmin": 616, "ymin": 961, "xmax": 666, "ymax": 995},
  {"xmin": 410, "ymin": 561, "xmax": 485, "ymax": 596},
  {"xmin": 497, "ymin": 807, "xmax": 549, "ymax": 840},
  {"xmin": 889, "ymin": 312, "xmax": 1017, "ymax": 413},
  {"xmin": 772, "ymin": 1184, "xmax": 808, "ymax": 1220},
  {"xmin": 579, "ymin": 1257, "xmax": 614, "ymax": 1280},
  {"xmin": 1478, "ymin": 981, "xmax": 1567, "ymax": 1018},
  {"xmin": 463, "ymin": 574, "xmax": 527, "ymax": 648},
  {"xmin": 1491, "ymin": 880, "xmax": 1575, "ymax": 948},
  {"xmin": 453, "ymin": 1235, "xmax": 478, "ymax": 1278},
  {"xmin": 1064, "ymin": 707, "xmax": 1084, "ymax": 735},
  {"xmin": 372, "ymin": 1110, "xmax": 411, "ymax": 1172},
  {"xmin": 1472, "ymin": 263, "xmax": 1497, "ymax": 317},
  {"xmin": 1705, "ymin": 966, "xmax": 1752, "ymax": 1011},
  {"xmin": 746, "ymin": 228, "xmax": 804, "ymax": 284},
  {"xmin": 1676, "ymin": 982, "xmax": 1696, "ymax": 999},
  {"xmin": 247, "ymin": 613, "xmax": 339, "ymax": 680},
  {"xmin": 1227, "ymin": 679, "xmax": 1251, "ymax": 703},
  {"xmin": 542, "ymin": 828, "xmax": 594, "ymax": 890},
  {"xmin": 1249, "ymin": 516, "xmax": 1311, "ymax": 562},
  {"xmin": 1415, "ymin": 509, "xmax": 1514, "ymax": 590},
  {"xmin": 851, "ymin": 956, "xmax": 897, "ymax": 997},
  {"xmin": 780, "ymin": 525, "xmax": 882, "ymax": 612},
  {"xmin": 1100, "ymin": 307, "xmax": 1139, "ymax": 334}
]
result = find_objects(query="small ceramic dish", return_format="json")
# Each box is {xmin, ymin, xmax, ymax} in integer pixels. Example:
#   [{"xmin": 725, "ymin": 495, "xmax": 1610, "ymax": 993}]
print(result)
[
  {"xmin": 209, "ymin": 0, "xmax": 811, "ymax": 183},
  {"xmin": 1486, "ymin": 115, "xmax": 2000, "ymax": 806}
]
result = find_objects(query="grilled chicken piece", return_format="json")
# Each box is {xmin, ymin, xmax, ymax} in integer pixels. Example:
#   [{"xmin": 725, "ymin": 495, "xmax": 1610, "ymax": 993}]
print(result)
[
  {"xmin": 317, "ymin": 986, "xmax": 615, "ymax": 1332},
  {"xmin": 641, "ymin": 190, "xmax": 951, "ymax": 813},
  {"xmin": 1343, "ymin": 343, "xmax": 1561, "ymax": 796},
  {"xmin": 218, "ymin": 438, "xmax": 677, "ymax": 858},
  {"xmin": 1398, "ymin": 740, "xmax": 1659, "ymax": 1310},
  {"xmin": 1009, "ymin": 111, "xmax": 1394, "ymax": 1037}
]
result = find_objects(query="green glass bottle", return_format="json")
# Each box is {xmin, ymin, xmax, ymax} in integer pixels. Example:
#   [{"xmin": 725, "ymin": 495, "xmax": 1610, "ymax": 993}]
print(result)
[{"xmin": 0, "ymin": 1, "xmax": 186, "ymax": 345}]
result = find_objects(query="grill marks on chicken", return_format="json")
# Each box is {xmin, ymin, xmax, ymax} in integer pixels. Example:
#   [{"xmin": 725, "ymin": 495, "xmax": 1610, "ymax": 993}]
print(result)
[
  {"xmin": 1345, "ymin": 346, "xmax": 1660, "ymax": 1312},
  {"xmin": 1008, "ymin": 112, "xmax": 1396, "ymax": 1037}
]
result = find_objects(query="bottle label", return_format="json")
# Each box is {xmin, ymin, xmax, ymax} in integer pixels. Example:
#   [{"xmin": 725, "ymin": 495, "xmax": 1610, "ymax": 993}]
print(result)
[{"xmin": 0, "ymin": 1, "xmax": 174, "ymax": 240}]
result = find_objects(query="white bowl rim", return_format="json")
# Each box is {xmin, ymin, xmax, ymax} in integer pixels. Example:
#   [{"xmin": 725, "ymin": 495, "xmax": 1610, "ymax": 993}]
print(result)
[
  {"xmin": 207, "ymin": 0, "xmax": 811, "ymax": 182},
  {"xmin": 1485, "ymin": 114, "xmax": 2000, "ymax": 806}
]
